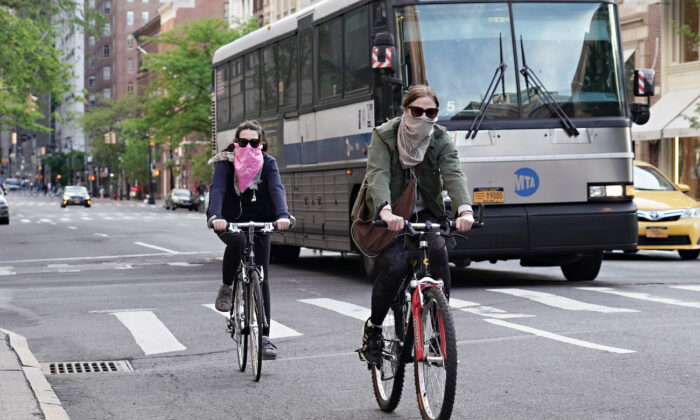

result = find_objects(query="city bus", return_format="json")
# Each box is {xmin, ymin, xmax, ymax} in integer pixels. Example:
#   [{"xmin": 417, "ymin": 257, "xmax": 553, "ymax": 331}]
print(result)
[{"xmin": 212, "ymin": 0, "xmax": 652, "ymax": 281}]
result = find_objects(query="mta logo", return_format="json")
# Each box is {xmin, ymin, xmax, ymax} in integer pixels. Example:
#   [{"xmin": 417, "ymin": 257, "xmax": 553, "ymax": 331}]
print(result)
[{"xmin": 514, "ymin": 168, "xmax": 539, "ymax": 197}]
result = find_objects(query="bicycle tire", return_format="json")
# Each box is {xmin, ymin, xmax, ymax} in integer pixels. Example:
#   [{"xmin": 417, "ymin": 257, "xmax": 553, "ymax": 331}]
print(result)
[
  {"xmin": 232, "ymin": 275, "xmax": 247, "ymax": 372},
  {"xmin": 414, "ymin": 287, "xmax": 457, "ymax": 420},
  {"xmin": 372, "ymin": 302, "xmax": 406, "ymax": 411},
  {"xmin": 249, "ymin": 270, "xmax": 264, "ymax": 382}
]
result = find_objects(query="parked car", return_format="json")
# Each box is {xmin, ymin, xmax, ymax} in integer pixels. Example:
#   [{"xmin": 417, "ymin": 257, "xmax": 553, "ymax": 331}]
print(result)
[
  {"xmin": 61, "ymin": 185, "xmax": 91, "ymax": 208},
  {"xmin": 634, "ymin": 161, "xmax": 700, "ymax": 260},
  {"xmin": 0, "ymin": 187, "xmax": 9, "ymax": 224},
  {"xmin": 164, "ymin": 189, "xmax": 195, "ymax": 211}
]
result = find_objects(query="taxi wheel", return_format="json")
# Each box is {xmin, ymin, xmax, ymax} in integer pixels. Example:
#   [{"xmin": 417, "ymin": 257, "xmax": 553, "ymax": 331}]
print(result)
[
  {"xmin": 561, "ymin": 253, "xmax": 602, "ymax": 281},
  {"xmin": 678, "ymin": 250, "xmax": 700, "ymax": 260}
]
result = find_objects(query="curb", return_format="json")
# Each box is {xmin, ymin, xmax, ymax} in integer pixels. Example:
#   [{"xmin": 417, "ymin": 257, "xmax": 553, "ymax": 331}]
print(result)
[{"xmin": 0, "ymin": 328, "xmax": 70, "ymax": 420}]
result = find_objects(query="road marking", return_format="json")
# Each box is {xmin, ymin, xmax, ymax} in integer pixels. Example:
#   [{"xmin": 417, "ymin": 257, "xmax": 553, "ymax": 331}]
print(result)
[
  {"xmin": 0, "ymin": 250, "xmax": 216, "ymax": 264},
  {"xmin": 579, "ymin": 287, "xmax": 700, "ymax": 309},
  {"xmin": 80, "ymin": 216, "xmax": 93, "ymax": 221},
  {"xmin": 47, "ymin": 264, "xmax": 80, "ymax": 273},
  {"xmin": 450, "ymin": 297, "xmax": 534, "ymax": 319},
  {"xmin": 21, "ymin": 219, "xmax": 30, "ymax": 223},
  {"xmin": 670, "ymin": 285, "xmax": 700, "ymax": 292},
  {"xmin": 134, "ymin": 242, "xmax": 179, "ymax": 254},
  {"xmin": 168, "ymin": 262, "xmax": 202, "ymax": 267},
  {"xmin": 299, "ymin": 298, "xmax": 370, "ymax": 322},
  {"xmin": 103, "ymin": 216, "xmax": 115, "ymax": 220},
  {"xmin": 112, "ymin": 311, "xmax": 186, "ymax": 355},
  {"xmin": 0, "ymin": 266, "xmax": 16, "ymax": 276},
  {"xmin": 484, "ymin": 319, "xmax": 636, "ymax": 354},
  {"xmin": 60, "ymin": 217, "xmax": 70, "ymax": 222},
  {"xmin": 39, "ymin": 218, "xmax": 52, "ymax": 223},
  {"xmin": 202, "ymin": 304, "xmax": 302, "ymax": 339},
  {"xmin": 90, "ymin": 308, "xmax": 156, "ymax": 313},
  {"xmin": 487, "ymin": 289, "xmax": 639, "ymax": 313},
  {"xmin": 94, "ymin": 233, "xmax": 108, "ymax": 237},
  {"xmin": 67, "ymin": 226, "xmax": 77, "ymax": 230}
]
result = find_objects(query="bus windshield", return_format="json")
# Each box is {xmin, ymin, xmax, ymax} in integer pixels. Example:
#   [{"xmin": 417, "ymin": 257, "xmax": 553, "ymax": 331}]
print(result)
[{"xmin": 395, "ymin": 2, "xmax": 625, "ymax": 121}]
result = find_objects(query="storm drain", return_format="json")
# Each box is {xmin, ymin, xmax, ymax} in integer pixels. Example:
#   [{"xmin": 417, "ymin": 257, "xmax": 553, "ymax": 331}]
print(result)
[{"xmin": 42, "ymin": 360, "xmax": 133, "ymax": 375}]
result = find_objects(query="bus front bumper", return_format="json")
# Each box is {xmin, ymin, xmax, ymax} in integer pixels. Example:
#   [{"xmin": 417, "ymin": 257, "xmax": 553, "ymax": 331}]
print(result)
[{"xmin": 450, "ymin": 201, "xmax": 637, "ymax": 260}]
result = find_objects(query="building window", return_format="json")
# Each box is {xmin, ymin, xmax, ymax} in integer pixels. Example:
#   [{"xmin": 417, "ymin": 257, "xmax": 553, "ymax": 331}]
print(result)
[
  {"xmin": 224, "ymin": 2, "xmax": 229, "ymax": 20},
  {"xmin": 127, "ymin": 0, "xmax": 134, "ymax": 3},
  {"xmin": 142, "ymin": 0, "xmax": 149, "ymax": 3},
  {"xmin": 127, "ymin": 34, "xmax": 134, "ymax": 49},
  {"xmin": 89, "ymin": 0, "xmax": 95, "ymax": 8},
  {"xmin": 88, "ymin": 76, "xmax": 95, "ymax": 88},
  {"xmin": 88, "ymin": 36, "xmax": 95, "ymax": 47},
  {"xmin": 103, "ymin": 22, "xmax": 111, "ymax": 36},
  {"xmin": 128, "ymin": 82, "xmax": 135, "ymax": 93},
  {"xmin": 103, "ymin": 88, "xmax": 111, "ymax": 99},
  {"xmin": 128, "ymin": 58, "xmax": 135, "ymax": 73},
  {"xmin": 89, "ymin": 56, "xmax": 95, "ymax": 67},
  {"xmin": 675, "ymin": 0, "xmax": 700, "ymax": 63},
  {"xmin": 104, "ymin": 1, "xmax": 111, "ymax": 14},
  {"xmin": 103, "ymin": 44, "xmax": 110, "ymax": 58},
  {"xmin": 142, "ymin": 11, "xmax": 149, "ymax": 26},
  {"xmin": 89, "ymin": 95, "xmax": 96, "ymax": 106},
  {"xmin": 127, "ymin": 11, "xmax": 134, "ymax": 26},
  {"xmin": 103, "ymin": 66, "xmax": 111, "ymax": 80}
]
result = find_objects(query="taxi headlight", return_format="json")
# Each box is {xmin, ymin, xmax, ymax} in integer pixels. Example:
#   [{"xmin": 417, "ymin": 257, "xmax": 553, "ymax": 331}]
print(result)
[
  {"xmin": 681, "ymin": 207, "xmax": 700, "ymax": 219},
  {"xmin": 63, "ymin": 195, "xmax": 70, "ymax": 200}
]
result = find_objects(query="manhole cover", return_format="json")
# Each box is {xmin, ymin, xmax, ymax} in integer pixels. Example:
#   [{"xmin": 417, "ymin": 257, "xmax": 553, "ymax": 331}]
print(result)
[{"xmin": 42, "ymin": 360, "xmax": 133, "ymax": 375}]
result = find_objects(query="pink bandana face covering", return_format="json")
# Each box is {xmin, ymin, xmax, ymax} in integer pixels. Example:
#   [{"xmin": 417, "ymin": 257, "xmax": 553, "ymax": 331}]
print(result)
[{"xmin": 234, "ymin": 142, "xmax": 263, "ymax": 192}]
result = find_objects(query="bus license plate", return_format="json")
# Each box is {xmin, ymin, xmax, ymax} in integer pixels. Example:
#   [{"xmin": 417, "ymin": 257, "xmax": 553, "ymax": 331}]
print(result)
[
  {"xmin": 646, "ymin": 227, "xmax": 668, "ymax": 238},
  {"xmin": 473, "ymin": 187, "xmax": 504, "ymax": 203}
]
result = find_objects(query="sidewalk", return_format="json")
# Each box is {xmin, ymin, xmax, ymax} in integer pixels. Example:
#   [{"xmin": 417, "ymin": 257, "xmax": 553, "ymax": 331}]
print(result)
[{"xmin": 0, "ymin": 329, "xmax": 69, "ymax": 420}]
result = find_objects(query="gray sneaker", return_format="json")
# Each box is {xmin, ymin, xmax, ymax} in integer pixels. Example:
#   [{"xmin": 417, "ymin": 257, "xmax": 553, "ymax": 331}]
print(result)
[
  {"xmin": 262, "ymin": 337, "xmax": 278, "ymax": 360},
  {"xmin": 214, "ymin": 284, "xmax": 233, "ymax": 312}
]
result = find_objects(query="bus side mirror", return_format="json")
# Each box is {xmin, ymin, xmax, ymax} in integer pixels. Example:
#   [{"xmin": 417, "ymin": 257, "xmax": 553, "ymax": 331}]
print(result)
[
  {"xmin": 633, "ymin": 69, "xmax": 655, "ymax": 97},
  {"xmin": 372, "ymin": 32, "xmax": 397, "ymax": 73},
  {"xmin": 630, "ymin": 103, "xmax": 650, "ymax": 125}
]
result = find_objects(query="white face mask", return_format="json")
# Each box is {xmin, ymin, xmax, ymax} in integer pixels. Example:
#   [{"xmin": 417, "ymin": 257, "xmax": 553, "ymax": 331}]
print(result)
[{"xmin": 397, "ymin": 112, "xmax": 437, "ymax": 169}]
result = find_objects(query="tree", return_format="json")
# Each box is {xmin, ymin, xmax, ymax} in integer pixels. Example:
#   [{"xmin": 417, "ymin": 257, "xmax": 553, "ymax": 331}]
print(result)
[{"xmin": 0, "ymin": 0, "xmax": 101, "ymax": 130}]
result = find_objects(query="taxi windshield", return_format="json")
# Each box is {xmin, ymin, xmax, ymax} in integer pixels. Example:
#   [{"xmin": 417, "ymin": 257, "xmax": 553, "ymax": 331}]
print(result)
[{"xmin": 634, "ymin": 165, "xmax": 676, "ymax": 191}]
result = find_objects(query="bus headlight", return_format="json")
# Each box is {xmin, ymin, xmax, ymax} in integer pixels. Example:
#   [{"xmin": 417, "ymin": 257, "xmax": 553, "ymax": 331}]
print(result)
[{"xmin": 588, "ymin": 183, "xmax": 633, "ymax": 201}]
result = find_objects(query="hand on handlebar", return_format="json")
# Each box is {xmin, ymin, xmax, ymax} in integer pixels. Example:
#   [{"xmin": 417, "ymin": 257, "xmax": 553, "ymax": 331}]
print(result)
[
  {"xmin": 212, "ymin": 219, "xmax": 228, "ymax": 231},
  {"xmin": 380, "ymin": 208, "xmax": 404, "ymax": 232},
  {"xmin": 276, "ymin": 218, "xmax": 291, "ymax": 231},
  {"xmin": 455, "ymin": 211, "xmax": 474, "ymax": 232}
]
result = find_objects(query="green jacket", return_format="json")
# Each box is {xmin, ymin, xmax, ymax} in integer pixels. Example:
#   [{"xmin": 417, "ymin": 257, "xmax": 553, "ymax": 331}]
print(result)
[{"xmin": 352, "ymin": 117, "xmax": 471, "ymax": 220}]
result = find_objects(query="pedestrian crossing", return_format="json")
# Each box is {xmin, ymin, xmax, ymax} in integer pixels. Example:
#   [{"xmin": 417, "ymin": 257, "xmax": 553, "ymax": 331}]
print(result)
[
  {"xmin": 13, "ymin": 211, "xmax": 204, "ymax": 224},
  {"xmin": 80, "ymin": 284, "xmax": 700, "ymax": 358}
]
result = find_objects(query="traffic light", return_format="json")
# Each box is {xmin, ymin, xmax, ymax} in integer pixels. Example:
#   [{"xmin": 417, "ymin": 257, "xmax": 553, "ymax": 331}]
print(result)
[
  {"xmin": 25, "ymin": 93, "xmax": 38, "ymax": 114},
  {"xmin": 56, "ymin": 174, "xmax": 62, "ymax": 180},
  {"xmin": 153, "ymin": 169, "xmax": 160, "ymax": 176}
]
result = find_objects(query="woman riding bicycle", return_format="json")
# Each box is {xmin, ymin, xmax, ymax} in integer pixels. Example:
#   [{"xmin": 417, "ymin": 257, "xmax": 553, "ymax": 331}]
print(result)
[
  {"xmin": 207, "ymin": 120, "xmax": 291, "ymax": 360},
  {"xmin": 354, "ymin": 85, "xmax": 474, "ymax": 364}
]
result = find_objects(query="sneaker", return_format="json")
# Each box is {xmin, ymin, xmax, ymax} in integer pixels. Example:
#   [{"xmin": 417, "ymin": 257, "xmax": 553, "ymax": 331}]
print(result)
[
  {"xmin": 359, "ymin": 319, "xmax": 383, "ymax": 365},
  {"xmin": 214, "ymin": 284, "xmax": 233, "ymax": 312},
  {"xmin": 262, "ymin": 337, "xmax": 278, "ymax": 360}
]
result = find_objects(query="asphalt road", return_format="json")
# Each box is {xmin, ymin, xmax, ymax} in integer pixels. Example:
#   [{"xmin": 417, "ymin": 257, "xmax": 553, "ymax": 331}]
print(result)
[{"xmin": 1, "ymin": 192, "xmax": 700, "ymax": 419}]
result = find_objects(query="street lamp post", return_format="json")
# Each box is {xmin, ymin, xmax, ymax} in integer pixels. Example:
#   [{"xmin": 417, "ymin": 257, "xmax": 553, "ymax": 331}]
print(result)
[{"xmin": 147, "ymin": 137, "xmax": 155, "ymax": 204}]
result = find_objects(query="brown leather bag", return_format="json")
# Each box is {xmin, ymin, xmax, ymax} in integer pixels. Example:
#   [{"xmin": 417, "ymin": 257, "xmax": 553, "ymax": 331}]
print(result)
[{"xmin": 351, "ymin": 173, "xmax": 416, "ymax": 257}]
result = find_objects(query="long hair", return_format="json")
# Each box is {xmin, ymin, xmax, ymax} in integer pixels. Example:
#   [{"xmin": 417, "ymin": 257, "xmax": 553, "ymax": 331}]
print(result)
[{"xmin": 226, "ymin": 120, "xmax": 268, "ymax": 152}]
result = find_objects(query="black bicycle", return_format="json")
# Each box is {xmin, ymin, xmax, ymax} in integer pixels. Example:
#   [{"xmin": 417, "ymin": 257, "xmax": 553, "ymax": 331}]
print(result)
[
  {"xmin": 369, "ymin": 208, "xmax": 484, "ymax": 419},
  {"xmin": 225, "ymin": 221, "xmax": 278, "ymax": 382}
]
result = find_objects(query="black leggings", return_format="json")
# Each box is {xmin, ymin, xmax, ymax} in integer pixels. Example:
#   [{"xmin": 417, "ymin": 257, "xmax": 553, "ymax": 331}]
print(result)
[
  {"xmin": 216, "ymin": 231, "xmax": 272, "ymax": 336},
  {"xmin": 370, "ymin": 212, "xmax": 451, "ymax": 326}
]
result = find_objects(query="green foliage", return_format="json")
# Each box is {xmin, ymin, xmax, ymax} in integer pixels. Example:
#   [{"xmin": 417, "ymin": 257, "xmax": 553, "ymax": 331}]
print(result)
[
  {"xmin": 42, "ymin": 150, "xmax": 86, "ymax": 186},
  {"xmin": 0, "ymin": 0, "xmax": 103, "ymax": 130},
  {"xmin": 187, "ymin": 145, "xmax": 214, "ymax": 186}
]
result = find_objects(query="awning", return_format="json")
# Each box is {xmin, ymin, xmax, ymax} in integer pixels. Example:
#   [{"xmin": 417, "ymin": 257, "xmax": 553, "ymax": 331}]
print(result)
[
  {"xmin": 631, "ymin": 88, "xmax": 700, "ymax": 141},
  {"xmin": 623, "ymin": 48, "xmax": 635, "ymax": 62}
]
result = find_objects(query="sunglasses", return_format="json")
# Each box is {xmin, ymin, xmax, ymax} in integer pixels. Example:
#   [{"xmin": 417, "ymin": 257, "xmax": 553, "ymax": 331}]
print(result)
[
  {"xmin": 407, "ymin": 106, "xmax": 439, "ymax": 119},
  {"xmin": 236, "ymin": 137, "xmax": 261, "ymax": 148}
]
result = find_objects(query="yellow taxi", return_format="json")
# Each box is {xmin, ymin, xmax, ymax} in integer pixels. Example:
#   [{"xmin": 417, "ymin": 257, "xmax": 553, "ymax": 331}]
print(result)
[{"xmin": 634, "ymin": 161, "xmax": 700, "ymax": 260}]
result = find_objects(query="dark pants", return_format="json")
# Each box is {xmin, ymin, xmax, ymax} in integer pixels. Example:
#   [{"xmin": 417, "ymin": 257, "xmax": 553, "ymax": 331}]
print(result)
[
  {"xmin": 370, "ymin": 212, "xmax": 451, "ymax": 326},
  {"xmin": 216, "ymin": 231, "xmax": 272, "ymax": 336}
]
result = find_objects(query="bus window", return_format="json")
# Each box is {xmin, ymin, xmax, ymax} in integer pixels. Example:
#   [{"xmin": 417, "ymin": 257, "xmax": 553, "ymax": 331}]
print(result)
[
  {"xmin": 344, "ymin": 6, "xmax": 370, "ymax": 94},
  {"xmin": 231, "ymin": 57, "xmax": 244, "ymax": 123},
  {"xmin": 299, "ymin": 23, "xmax": 313, "ymax": 107},
  {"xmin": 319, "ymin": 17, "xmax": 343, "ymax": 100},
  {"xmin": 278, "ymin": 36, "xmax": 298, "ymax": 109},
  {"xmin": 373, "ymin": 0, "xmax": 387, "ymax": 28},
  {"xmin": 245, "ymin": 51, "xmax": 260, "ymax": 118},
  {"xmin": 262, "ymin": 45, "xmax": 278, "ymax": 113},
  {"xmin": 215, "ymin": 64, "xmax": 229, "ymax": 127}
]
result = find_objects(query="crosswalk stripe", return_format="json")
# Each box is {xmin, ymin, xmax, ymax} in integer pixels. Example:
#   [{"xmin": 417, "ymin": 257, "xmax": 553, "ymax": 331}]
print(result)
[
  {"xmin": 0, "ymin": 267, "xmax": 16, "ymax": 276},
  {"xmin": 487, "ymin": 289, "xmax": 638, "ymax": 313},
  {"xmin": 112, "ymin": 311, "xmax": 186, "ymax": 355},
  {"xmin": 20, "ymin": 219, "xmax": 30, "ymax": 223},
  {"xmin": 484, "ymin": 319, "xmax": 636, "ymax": 354},
  {"xmin": 299, "ymin": 298, "xmax": 370, "ymax": 322},
  {"xmin": 579, "ymin": 287, "xmax": 700, "ymax": 309},
  {"xmin": 202, "ymin": 304, "xmax": 302, "ymax": 339},
  {"xmin": 450, "ymin": 297, "xmax": 534, "ymax": 319},
  {"xmin": 670, "ymin": 285, "xmax": 700, "ymax": 292}
]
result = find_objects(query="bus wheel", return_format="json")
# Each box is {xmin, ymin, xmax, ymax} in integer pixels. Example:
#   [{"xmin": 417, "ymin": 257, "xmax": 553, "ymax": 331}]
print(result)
[
  {"xmin": 560, "ymin": 253, "xmax": 602, "ymax": 281},
  {"xmin": 360, "ymin": 253, "xmax": 379, "ymax": 282},
  {"xmin": 271, "ymin": 244, "xmax": 300, "ymax": 264}
]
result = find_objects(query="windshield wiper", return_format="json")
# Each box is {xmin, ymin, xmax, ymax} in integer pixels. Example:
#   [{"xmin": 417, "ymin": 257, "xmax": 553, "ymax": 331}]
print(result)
[
  {"xmin": 519, "ymin": 36, "xmax": 579, "ymax": 137},
  {"xmin": 465, "ymin": 33, "xmax": 507, "ymax": 139}
]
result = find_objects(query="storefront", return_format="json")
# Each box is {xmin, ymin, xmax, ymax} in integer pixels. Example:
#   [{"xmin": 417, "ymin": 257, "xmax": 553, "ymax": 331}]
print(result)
[{"xmin": 632, "ymin": 88, "xmax": 700, "ymax": 199}]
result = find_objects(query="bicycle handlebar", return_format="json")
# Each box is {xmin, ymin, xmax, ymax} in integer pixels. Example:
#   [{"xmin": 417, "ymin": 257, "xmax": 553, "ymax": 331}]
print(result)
[{"xmin": 371, "ymin": 203, "xmax": 485, "ymax": 233}]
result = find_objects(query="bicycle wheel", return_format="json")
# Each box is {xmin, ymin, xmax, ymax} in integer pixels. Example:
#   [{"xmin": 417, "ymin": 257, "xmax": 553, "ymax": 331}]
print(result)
[
  {"xmin": 414, "ymin": 287, "xmax": 457, "ymax": 420},
  {"xmin": 248, "ymin": 270, "xmax": 264, "ymax": 382},
  {"xmin": 231, "ymin": 275, "xmax": 247, "ymax": 372},
  {"xmin": 372, "ymin": 302, "xmax": 406, "ymax": 412}
]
